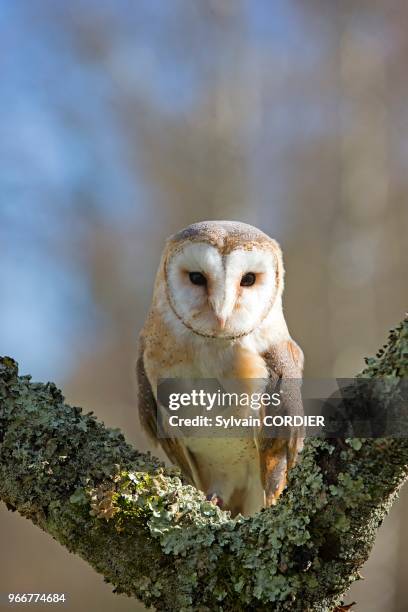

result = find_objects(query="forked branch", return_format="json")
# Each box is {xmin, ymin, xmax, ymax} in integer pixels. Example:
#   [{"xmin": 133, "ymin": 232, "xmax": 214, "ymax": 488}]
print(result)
[{"xmin": 0, "ymin": 319, "xmax": 407, "ymax": 611}]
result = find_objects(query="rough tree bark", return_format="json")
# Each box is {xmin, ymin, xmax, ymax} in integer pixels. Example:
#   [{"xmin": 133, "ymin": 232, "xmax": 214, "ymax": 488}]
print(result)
[{"xmin": 0, "ymin": 319, "xmax": 407, "ymax": 611}]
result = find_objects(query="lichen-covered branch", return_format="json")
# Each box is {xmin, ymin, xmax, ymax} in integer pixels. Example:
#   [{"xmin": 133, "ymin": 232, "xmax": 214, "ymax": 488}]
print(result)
[{"xmin": 0, "ymin": 319, "xmax": 407, "ymax": 611}]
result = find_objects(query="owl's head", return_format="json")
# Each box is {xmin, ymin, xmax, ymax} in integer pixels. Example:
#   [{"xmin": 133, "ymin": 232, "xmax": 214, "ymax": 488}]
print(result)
[{"xmin": 160, "ymin": 221, "xmax": 284, "ymax": 339}]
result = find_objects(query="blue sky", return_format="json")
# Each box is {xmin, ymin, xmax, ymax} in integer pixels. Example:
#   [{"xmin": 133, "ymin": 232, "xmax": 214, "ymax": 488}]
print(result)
[{"xmin": 0, "ymin": 0, "xmax": 371, "ymax": 381}]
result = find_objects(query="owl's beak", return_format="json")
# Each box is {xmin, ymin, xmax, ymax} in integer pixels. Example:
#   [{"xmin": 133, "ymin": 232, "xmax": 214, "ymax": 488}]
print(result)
[
  {"xmin": 209, "ymin": 293, "xmax": 234, "ymax": 331},
  {"xmin": 215, "ymin": 315, "xmax": 227, "ymax": 330}
]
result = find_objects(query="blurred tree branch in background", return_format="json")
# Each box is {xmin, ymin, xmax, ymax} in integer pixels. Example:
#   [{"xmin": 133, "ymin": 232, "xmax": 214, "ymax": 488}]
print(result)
[{"xmin": 0, "ymin": 318, "xmax": 407, "ymax": 611}]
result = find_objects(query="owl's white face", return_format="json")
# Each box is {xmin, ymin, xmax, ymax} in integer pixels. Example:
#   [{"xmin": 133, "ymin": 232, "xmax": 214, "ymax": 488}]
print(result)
[{"xmin": 165, "ymin": 242, "xmax": 280, "ymax": 339}]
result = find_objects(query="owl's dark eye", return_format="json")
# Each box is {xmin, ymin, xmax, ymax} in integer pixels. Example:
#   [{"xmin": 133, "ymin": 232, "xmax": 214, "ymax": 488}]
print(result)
[
  {"xmin": 240, "ymin": 272, "xmax": 256, "ymax": 287},
  {"xmin": 189, "ymin": 271, "xmax": 207, "ymax": 286}
]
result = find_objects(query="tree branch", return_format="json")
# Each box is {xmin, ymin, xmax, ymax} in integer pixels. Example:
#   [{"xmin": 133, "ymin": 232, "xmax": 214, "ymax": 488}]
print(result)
[{"xmin": 0, "ymin": 319, "xmax": 407, "ymax": 611}]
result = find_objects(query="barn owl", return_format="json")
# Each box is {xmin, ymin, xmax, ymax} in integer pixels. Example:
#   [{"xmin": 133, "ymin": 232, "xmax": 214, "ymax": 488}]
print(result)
[{"xmin": 137, "ymin": 220, "xmax": 304, "ymax": 516}]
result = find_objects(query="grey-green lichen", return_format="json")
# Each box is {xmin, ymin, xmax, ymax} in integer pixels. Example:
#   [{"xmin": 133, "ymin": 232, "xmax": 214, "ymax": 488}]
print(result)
[{"xmin": 0, "ymin": 319, "xmax": 407, "ymax": 611}]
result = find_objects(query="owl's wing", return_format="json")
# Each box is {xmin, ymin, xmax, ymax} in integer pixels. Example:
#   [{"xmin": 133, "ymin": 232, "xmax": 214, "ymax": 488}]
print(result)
[
  {"xmin": 257, "ymin": 339, "xmax": 304, "ymax": 506},
  {"xmin": 136, "ymin": 344, "xmax": 195, "ymax": 485}
]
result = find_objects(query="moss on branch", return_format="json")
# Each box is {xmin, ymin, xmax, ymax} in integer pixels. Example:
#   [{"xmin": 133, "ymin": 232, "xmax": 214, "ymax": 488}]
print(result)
[{"xmin": 0, "ymin": 319, "xmax": 407, "ymax": 611}]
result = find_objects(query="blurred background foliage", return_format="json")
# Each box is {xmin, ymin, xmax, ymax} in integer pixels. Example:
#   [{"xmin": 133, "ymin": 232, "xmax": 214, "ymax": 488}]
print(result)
[{"xmin": 0, "ymin": 1, "xmax": 407, "ymax": 610}]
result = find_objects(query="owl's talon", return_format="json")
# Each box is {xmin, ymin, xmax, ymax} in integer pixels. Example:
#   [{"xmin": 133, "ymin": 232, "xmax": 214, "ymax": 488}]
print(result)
[{"xmin": 206, "ymin": 493, "xmax": 224, "ymax": 508}]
